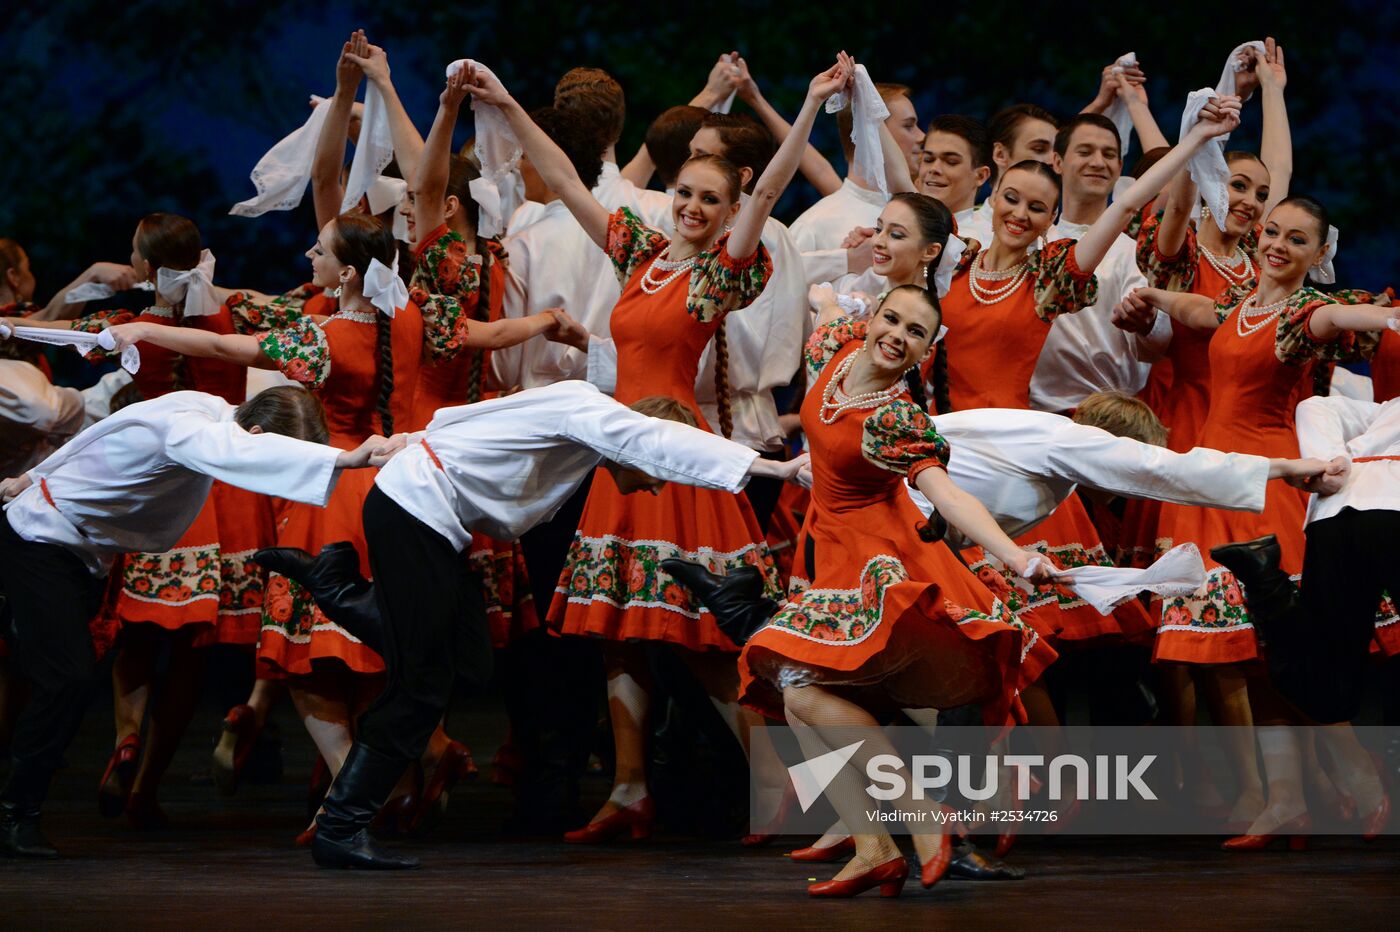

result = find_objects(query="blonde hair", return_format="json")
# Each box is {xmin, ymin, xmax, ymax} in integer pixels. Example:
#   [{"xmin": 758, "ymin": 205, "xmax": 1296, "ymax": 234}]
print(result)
[
  {"xmin": 629, "ymin": 395, "xmax": 698, "ymax": 428},
  {"xmin": 1072, "ymin": 391, "xmax": 1168, "ymax": 447}
]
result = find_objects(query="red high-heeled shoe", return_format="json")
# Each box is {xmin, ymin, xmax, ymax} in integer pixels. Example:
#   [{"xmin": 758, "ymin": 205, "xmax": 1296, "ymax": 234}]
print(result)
[
  {"xmin": 1362, "ymin": 794, "xmax": 1390, "ymax": 842},
  {"xmin": 563, "ymin": 797, "xmax": 655, "ymax": 844},
  {"xmin": 212, "ymin": 704, "xmax": 260, "ymax": 797},
  {"xmin": 920, "ymin": 830, "xmax": 954, "ymax": 889},
  {"xmin": 789, "ymin": 837, "xmax": 855, "ymax": 862},
  {"xmin": 295, "ymin": 823, "xmax": 317, "ymax": 847},
  {"xmin": 1222, "ymin": 813, "xmax": 1311, "ymax": 851},
  {"xmin": 808, "ymin": 855, "xmax": 909, "ymax": 898},
  {"xmin": 98, "ymin": 734, "xmax": 141, "ymax": 818},
  {"xmin": 408, "ymin": 741, "xmax": 478, "ymax": 832}
]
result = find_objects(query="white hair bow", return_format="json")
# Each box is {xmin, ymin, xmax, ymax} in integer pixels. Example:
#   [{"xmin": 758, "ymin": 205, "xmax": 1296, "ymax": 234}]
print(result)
[
  {"xmin": 367, "ymin": 175, "xmax": 411, "ymax": 243},
  {"xmin": 362, "ymin": 255, "xmax": 408, "ymax": 318},
  {"xmin": 156, "ymin": 249, "xmax": 219, "ymax": 318},
  {"xmin": 448, "ymin": 59, "xmax": 524, "ymax": 238},
  {"xmin": 1308, "ymin": 225, "xmax": 1340, "ymax": 285},
  {"xmin": 826, "ymin": 64, "xmax": 890, "ymax": 196},
  {"xmin": 932, "ymin": 234, "xmax": 965, "ymax": 300}
]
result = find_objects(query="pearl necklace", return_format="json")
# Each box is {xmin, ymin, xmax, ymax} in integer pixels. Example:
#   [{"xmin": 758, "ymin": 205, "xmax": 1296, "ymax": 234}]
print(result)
[
  {"xmin": 639, "ymin": 247, "xmax": 696, "ymax": 294},
  {"xmin": 1235, "ymin": 294, "xmax": 1291, "ymax": 338},
  {"xmin": 968, "ymin": 253, "xmax": 1030, "ymax": 305},
  {"xmin": 1200, "ymin": 242, "xmax": 1255, "ymax": 285},
  {"xmin": 818, "ymin": 348, "xmax": 904, "ymax": 424},
  {"xmin": 328, "ymin": 308, "xmax": 377, "ymax": 325},
  {"xmin": 144, "ymin": 305, "xmax": 176, "ymax": 318}
]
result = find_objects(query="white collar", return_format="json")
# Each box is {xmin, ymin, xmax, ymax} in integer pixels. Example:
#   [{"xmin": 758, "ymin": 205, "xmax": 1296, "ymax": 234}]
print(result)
[
  {"xmin": 599, "ymin": 161, "xmax": 620, "ymax": 179},
  {"xmin": 954, "ymin": 206, "xmax": 977, "ymax": 225},
  {"xmin": 841, "ymin": 177, "xmax": 888, "ymax": 207}
]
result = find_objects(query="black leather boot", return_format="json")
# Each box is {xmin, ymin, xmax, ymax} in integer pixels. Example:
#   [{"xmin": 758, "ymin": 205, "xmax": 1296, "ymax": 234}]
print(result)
[
  {"xmin": 659, "ymin": 560, "xmax": 778, "ymax": 647},
  {"xmin": 0, "ymin": 801, "xmax": 58, "ymax": 859},
  {"xmin": 1209, "ymin": 535, "xmax": 1299, "ymax": 621},
  {"xmin": 311, "ymin": 743, "xmax": 420, "ymax": 870},
  {"xmin": 946, "ymin": 840, "xmax": 1024, "ymax": 880},
  {"xmin": 255, "ymin": 542, "xmax": 384, "ymax": 654}
]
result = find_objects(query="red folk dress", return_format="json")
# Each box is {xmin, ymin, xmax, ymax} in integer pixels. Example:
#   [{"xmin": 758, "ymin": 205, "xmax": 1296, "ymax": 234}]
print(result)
[
  {"xmin": 406, "ymin": 226, "xmax": 536, "ymax": 648},
  {"xmin": 1153, "ymin": 285, "xmax": 1364, "ymax": 664},
  {"xmin": 71, "ymin": 301, "xmax": 276, "ymax": 651},
  {"xmin": 247, "ymin": 293, "xmax": 426, "ymax": 676},
  {"xmin": 738, "ymin": 319, "xmax": 1055, "ymax": 724},
  {"xmin": 547, "ymin": 208, "xmax": 777, "ymax": 653},
  {"xmin": 938, "ymin": 240, "xmax": 1152, "ymax": 645}
]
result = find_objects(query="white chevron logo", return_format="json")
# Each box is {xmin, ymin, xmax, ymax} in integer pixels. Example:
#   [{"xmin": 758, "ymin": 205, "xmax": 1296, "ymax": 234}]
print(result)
[{"xmin": 788, "ymin": 741, "xmax": 865, "ymax": 812}]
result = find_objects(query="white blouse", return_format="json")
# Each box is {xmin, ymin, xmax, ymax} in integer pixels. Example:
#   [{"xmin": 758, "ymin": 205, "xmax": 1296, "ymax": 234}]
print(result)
[
  {"xmin": 374, "ymin": 380, "xmax": 758, "ymax": 552},
  {"xmin": 1028, "ymin": 221, "xmax": 1170, "ymax": 413},
  {"xmin": 5, "ymin": 391, "xmax": 344, "ymax": 575},
  {"xmin": 907, "ymin": 407, "xmax": 1270, "ymax": 545},
  {"xmin": 1296, "ymin": 395, "xmax": 1400, "ymax": 524}
]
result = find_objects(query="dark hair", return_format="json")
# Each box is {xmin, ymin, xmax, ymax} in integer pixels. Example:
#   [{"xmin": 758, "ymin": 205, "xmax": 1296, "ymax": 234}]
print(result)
[
  {"xmin": 646, "ymin": 105, "xmax": 709, "ymax": 188},
  {"xmin": 698, "ymin": 113, "xmax": 775, "ymax": 194},
  {"xmin": 677, "ymin": 153, "xmax": 743, "ymax": 204},
  {"xmin": 925, "ymin": 115, "xmax": 992, "ymax": 170},
  {"xmin": 1225, "ymin": 150, "xmax": 1267, "ymax": 170},
  {"xmin": 836, "ymin": 83, "xmax": 911, "ymax": 163},
  {"xmin": 554, "ymin": 67, "xmax": 626, "ymax": 153},
  {"xmin": 135, "ymin": 213, "xmax": 202, "ymax": 274},
  {"xmin": 330, "ymin": 213, "xmax": 399, "ymax": 435},
  {"xmin": 1053, "ymin": 113, "xmax": 1123, "ymax": 158},
  {"xmin": 1273, "ymin": 194, "xmax": 1330, "ymax": 243},
  {"xmin": 888, "ymin": 192, "xmax": 954, "ymax": 254},
  {"xmin": 234, "ymin": 386, "xmax": 330, "ymax": 445},
  {"xmin": 999, "ymin": 159, "xmax": 1063, "ymax": 202},
  {"xmin": 987, "ymin": 103, "xmax": 1059, "ymax": 186},
  {"xmin": 444, "ymin": 155, "xmax": 497, "ymax": 403},
  {"xmin": 0, "ymin": 239, "xmax": 25, "ymax": 294},
  {"xmin": 530, "ymin": 106, "xmax": 605, "ymax": 189},
  {"xmin": 1128, "ymin": 145, "xmax": 1173, "ymax": 180}
]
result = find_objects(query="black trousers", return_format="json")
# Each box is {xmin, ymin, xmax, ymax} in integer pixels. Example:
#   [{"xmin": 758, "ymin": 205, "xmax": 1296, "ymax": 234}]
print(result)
[
  {"xmin": 0, "ymin": 510, "xmax": 103, "ymax": 806},
  {"xmin": 355, "ymin": 486, "xmax": 492, "ymax": 762},
  {"xmin": 1272, "ymin": 507, "xmax": 1400, "ymax": 724}
]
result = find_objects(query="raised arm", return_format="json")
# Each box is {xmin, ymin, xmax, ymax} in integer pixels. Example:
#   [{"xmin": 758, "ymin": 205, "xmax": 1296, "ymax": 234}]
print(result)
[
  {"xmin": 877, "ymin": 120, "xmax": 917, "ymax": 194},
  {"xmin": 1075, "ymin": 96, "xmax": 1241, "ymax": 273},
  {"xmin": 727, "ymin": 54, "xmax": 851, "ymax": 260},
  {"xmin": 464, "ymin": 65, "xmax": 611, "ymax": 250},
  {"xmin": 1153, "ymin": 163, "xmax": 1199, "ymax": 260},
  {"xmin": 312, "ymin": 32, "xmax": 366, "ymax": 229},
  {"xmin": 1253, "ymin": 39, "xmax": 1291, "ymax": 214},
  {"xmin": 413, "ymin": 67, "xmax": 471, "ymax": 236},
  {"xmin": 348, "ymin": 43, "xmax": 425, "ymax": 184},
  {"xmin": 1114, "ymin": 71, "xmax": 1170, "ymax": 152},
  {"xmin": 735, "ymin": 56, "xmax": 842, "ymax": 197}
]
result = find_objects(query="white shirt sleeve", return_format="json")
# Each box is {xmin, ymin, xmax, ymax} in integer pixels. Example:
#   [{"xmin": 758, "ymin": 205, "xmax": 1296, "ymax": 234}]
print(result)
[
  {"xmin": 561, "ymin": 399, "xmax": 758, "ymax": 492},
  {"xmin": 163, "ymin": 419, "xmax": 344, "ymax": 506},
  {"xmin": 1296, "ymin": 395, "xmax": 1379, "ymax": 462},
  {"xmin": 800, "ymin": 249, "xmax": 850, "ymax": 288},
  {"xmin": 586, "ymin": 337, "xmax": 619, "ymax": 395}
]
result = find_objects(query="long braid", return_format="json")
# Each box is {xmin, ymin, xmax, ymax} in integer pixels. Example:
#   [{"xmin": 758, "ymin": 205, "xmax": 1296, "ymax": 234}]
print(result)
[
  {"xmin": 903, "ymin": 367, "xmax": 928, "ymax": 410},
  {"xmin": 713, "ymin": 318, "xmax": 733, "ymax": 438},
  {"xmin": 930, "ymin": 341, "xmax": 951, "ymax": 413},
  {"xmin": 465, "ymin": 236, "xmax": 494, "ymax": 404},
  {"xmin": 375, "ymin": 310, "xmax": 395, "ymax": 435},
  {"xmin": 1311, "ymin": 360, "xmax": 1334, "ymax": 399}
]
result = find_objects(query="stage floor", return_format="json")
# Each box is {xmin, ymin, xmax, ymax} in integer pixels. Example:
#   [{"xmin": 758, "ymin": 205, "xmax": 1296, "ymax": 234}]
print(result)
[{"xmin": 2, "ymin": 700, "xmax": 1397, "ymax": 929}]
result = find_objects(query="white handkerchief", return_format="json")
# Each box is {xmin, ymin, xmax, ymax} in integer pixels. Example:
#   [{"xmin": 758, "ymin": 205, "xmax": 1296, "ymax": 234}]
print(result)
[
  {"xmin": 65, "ymin": 281, "xmax": 155, "ymax": 304},
  {"xmin": 713, "ymin": 54, "xmax": 739, "ymax": 114},
  {"xmin": 1101, "ymin": 52, "xmax": 1138, "ymax": 156},
  {"xmin": 1216, "ymin": 41, "xmax": 1268, "ymax": 97},
  {"xmin": 1025, "ymin": 543, "xmax": 1205, "ymax": 615},
  {"xmin": 1179, "ymin": 89, "xmax": 1230, "ymax": 232},
  {"xmin": 340, "ymin": 83, "xmax": 396, "ymax": 215},
  {"xmin": 826, "ymin": 64, "xmax": 890, "ymax": 196},
  {"xmin": 231, "ymin": 96, "xmax": 333, "ymax": 217},
  {"xmin": 449, "ymin": 59, "xmax": 524, "ymax": 239},
  {"xmin": 0, "ymin": 324, "xmax": 140, "ymax": 374}
]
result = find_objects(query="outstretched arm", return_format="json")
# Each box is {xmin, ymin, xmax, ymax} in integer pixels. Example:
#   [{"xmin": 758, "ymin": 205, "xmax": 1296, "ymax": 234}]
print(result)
[
  {"xmin": 915, "ymin": 467, "xmax": 1061, "ymax": 584},
  {"xmin": 1075, "ymin": 96, "xmax": 1241, "ymax": 274},
  {"xmin": 735, "ymin": 56, "xmax": 842, "ymax": 197},
  {"xmin": 348, "ymin": 42, "xmax": 426, "ymax": 185},
  {"xmin": 34, "ymin": 263, "xmax": 141, "ymax": 320},
  {"xmin": 727, "ymin": 54, "xmax": 852, "ymax": 260},
  {"xmin": 312, "ymin": 31, "xmax": 367, "ymax": 228},
  {"xmin": 102, "ymin": 322, "xmax": 279, "ymax": 370},
  {"xmin": 1115, "ymin": 286, "xmax": 1220, "ymax": 332},
  {"xmin": 1308, "ymin": 303, "xmax": 1400, "ymax": 342},
  {"xmin": 464, "ymin": 65, "xmax": 611, "ymax": 250}
]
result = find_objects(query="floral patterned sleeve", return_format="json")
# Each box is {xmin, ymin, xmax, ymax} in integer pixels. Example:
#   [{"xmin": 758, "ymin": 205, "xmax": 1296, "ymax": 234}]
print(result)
[
  {"xmin": 225, "ymin": 292, "xmax": 307, "ymax": 335},
  {"xmin": 63, "ymin": 308, "xmax": 139, "ymax": 362},
  {"xmin": 861, "ymin": 399, "xmax": 951, "ymax": 485},
  {"xmin": 1274, "ymin": 286, "xmax": 1360, "ymax": 366},
  {"xmin": 1212, "ymin": 283, "xmax": 1256, "ymax": 325},
  {"xmin": 406, "ymin": 234, "xmax": 508, "ymax": 362},
  {"xmin": 685, "ymin": 235, "xmax": 773, "ymax": 324},
  {"xmin": 252, "ymin": 304, "xmax": 331, "ymax": 388},
  {"xmin": 804, "ymin": 317, "xmax": 867, "ymax": 384},
  {"xmin": 1030, "ymin": 238, "xmax": 1098, "ymax": 323},
  {"xmin": 606, "ymin": 207, "xmax": 668, "ymax": 287},
  {"xmin": 1135, "ymin": 212, "xmax": 1199, "ymax": 293}
]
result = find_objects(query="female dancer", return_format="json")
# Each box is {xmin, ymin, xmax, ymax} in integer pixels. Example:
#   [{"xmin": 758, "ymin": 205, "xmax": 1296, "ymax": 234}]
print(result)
[
  {"xmin": 737, "ymin": 287, "xmax": 1059, "ymax": 897},
  {"xmin": 6, "ymin": 213, "xmax": 278, "ymax": 827},
  {"xmin": 464, "ymin": 54, "xmax": 849, "ymax": 841},
  {"xmin": 100, "ymin": 212, "xmax": 558, "ymax": 837},
  {"xmin": 1114, "ymin": 195, "xmax": 1398, "ymax": 845}
]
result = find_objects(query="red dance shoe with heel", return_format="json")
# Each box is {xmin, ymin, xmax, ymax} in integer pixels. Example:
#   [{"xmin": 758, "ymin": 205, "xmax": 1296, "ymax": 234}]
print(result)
[
  {"xmin": 1222, "ymin": 813, "xmax": 1311, "ymax": 851},
  {"xmin": 563, "ymin": 797, "xmax": 655, "ymax": 844},
  {"xmin": 808, "ymin": 855, "xmax": 909, "ymax": 898},
  {"xmin": 98, "ymin": 734, "xmax": 140, "ymax": 818}
]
